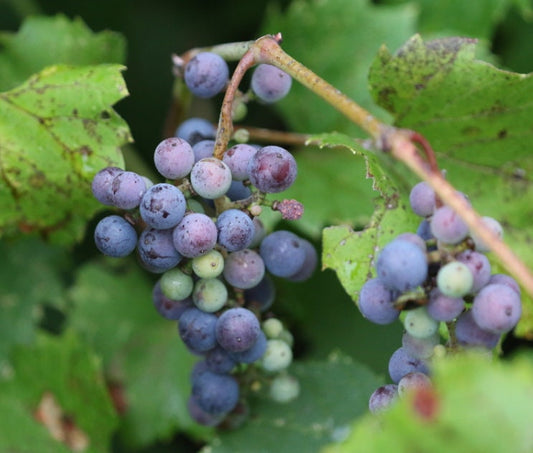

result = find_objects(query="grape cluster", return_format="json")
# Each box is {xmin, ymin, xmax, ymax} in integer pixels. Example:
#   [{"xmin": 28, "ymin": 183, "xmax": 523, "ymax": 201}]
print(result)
[
  {"xmin": 91, "ymin": 51, "xmax": 312, "ymax": 426},
  {"xmin": 362, "ymin": 181, "xmax": 522, "ymax": 413}
]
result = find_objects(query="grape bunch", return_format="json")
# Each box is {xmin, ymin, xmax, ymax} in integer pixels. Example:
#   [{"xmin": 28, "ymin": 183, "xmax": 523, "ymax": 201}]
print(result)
[
  {"xmin": 362, "ymin": 181, "xmax": 522, "ymax": 413},
  {"xmin": 91, "ymin": 51, "xmax": 313, "ymax": 426}
]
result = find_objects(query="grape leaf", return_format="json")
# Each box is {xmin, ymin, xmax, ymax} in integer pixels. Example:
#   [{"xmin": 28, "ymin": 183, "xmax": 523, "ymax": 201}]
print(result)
[
  {"xmin": 0, "ymin": 331, "xmax": 118, "ymax": 453},
  {"xmin": 0, "ymin": 14, "xmax": 126, "ymax": 91},
  {"xmin": 323, "ymin": 353, "xmax": 533, "ymax": 453},
  {"xmin": 368, "ymin": 34, "xmax": 533, "ymax": 336},
  {"xmin": 208, "ymin": 353, "xmax": 381, "ymax": 453},
  {"xmin": 0, "ymin": 64, "xmax": 130, "ymax": 244},
  {"xmin": 67, "ymin": 260, "xmax": 209, "ymax": 448}
]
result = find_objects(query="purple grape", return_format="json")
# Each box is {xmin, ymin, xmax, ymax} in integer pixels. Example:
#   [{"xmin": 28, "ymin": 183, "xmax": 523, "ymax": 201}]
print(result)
[
  {"xmin": 358, "ymin": 278, "xmax": 399, "ymax": 325},
  {"xmin": 110, "ymin": 171, "xmax": 146, "ymax": 209},
  {"xmin": 250, "ymin": 64, "xmax": 292, "ymax": 103},
  {"xmin": 488, "ymin": 273, "xmax": 520, "ymax": 296},
  {"xmin": 192, "ymin": 140, "xmax": 215, "ymax": 163},
  {"xmin": 172, "ymin": 213, "xmax": 217, "ymax": 258},
  {"xmin": 288, "ymin": 239, "xmax": 318, "ymax": 282},
  {"xmin": 175, "ymin": 117, "xmax": 216, "ymax": 145},
  {"xmin": 184, "ymin": 52, "xmax": 229, "ymax": 98},
  {"xmin": 216, "ymin": 209, "xmax": 255, "ymax": 252},
  {"xmin": 223, "ymin": 249, "xmax": 265, "ymax": 289},
  {"xmin": 375, "ymin": 239, "xmax": 428, "ymax": 292},
  {"xmin": 137, "ymin": 227, "xmax": 182, "ymax": 273},
  {"xmin": 244, "ymin": 275, "xmax": 276, "ymax": 312},
  {"xmin": 368, "ymin": 384, "xmax": 398, "ymax": 413},
  {"xmin": 190, "ymin": 360, "xmax": 209, "ymax": 383},
  {"xmin": 430, "ymin": 205, "xmax": 469, "ymax": 244},
  {"xmin": 190, "ymin": 158, "xmax": 232, "ymax": 199},
  {"xmin": 259, "ymin": 230, "xmax": 306, "ymax": 278},
  {"xmin": 187, "ymin": 395, "xmax": 224, "ymax": 426},
  {"xmin": 426, "ymin": 288, "xmax": 465, "ymax": 322},
  {"xmin": 402, "ymin": 331, "xmax": 440, "ymax": 360},
  {"xmin": 249, "ymin": 217, "xmax": 266, "ymax": 248},
  {"xmin": 152, "ymin": 280, "xmax": 192, "ymax": 320},
  {"xmin": 247, "ymin": 146, "xmax": 297, "ymax": 193},
  {"xmin": 398, "ymin": 372, "xmax": 432, "ymax": 397},
  {"xmin": 153, "ymin": 137, "xmax": 195, "ymax": 179},
  {"xmin": 140, "ymin": 183, "xmax": 186, "ymax": 229},
  {"xmin": 471, "ymin": 216, "xmax": 503, "ymax": 252},
  {"xmin": 409, "ymin": 181, "xmax": 436, "ymax": 217},
  {"xmin": 94, "ymin": 215, "xmax": 137, "ymax": 257},
  {"xmin": 91, "ymin": 166, "xmax": 123, "ymax": 205},
  {"xmin": 230, "ymin": 330, "xmax": 267, "ymax": 364},
  {"xmin": 455, "ymin": 309, "xmax": 500, "ymax": 349},
  {"xmin": 191, "ymin": 370, "xmax": 239, "ymax": 415},
  {"xmin": 216, "ymin": 307, "xmax": 260, "ymax": 353},
  {"xmin": 205, "ymin": 346, "xmax": 236, "ymax": 374},
  {"xmin": 388, "ymin": 347, "xmax": 430, "ymax": 383},
  {"xmin": 395, "ymin": 232, "xmax": 427, "ymax": 252},
  {"xmin": 456, "ymin": 249, "xmax": 491, "ymax": 293},
  {"xmin": 178, "ymin": 307, "xmax": 218, "ymax": 353},
  {"xmin": 226, "ymin": 180, "xmax": 252, "ymax": 201},
  {"xmin": 416, "ymin": 218, "xmax": 434, "ymax": 241},
  {"xmin": 471, "ymin": 283, "xmax": 522, "ymax": 334},
  {"xmin": 222, "ymin": 144, "xmax": 258, "ymax": 180}
]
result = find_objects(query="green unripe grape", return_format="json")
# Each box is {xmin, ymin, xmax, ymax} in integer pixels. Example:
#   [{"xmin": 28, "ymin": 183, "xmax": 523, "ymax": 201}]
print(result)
[
  {"xmin": 270, "ymin": 374, "xmax": 300, "ymax": 403},
  {"xmin": 193, "ymin": 278, "xmax": 228, "ymax": 313},
  {"xmin": 437, "ymin": 261, "xmax": 473, "ymax": 298},
  {"xmin": 403, "ymin": 307, "xmax": 439, "ymax": 339},
  {"xmin": 262, "ymin": 318, "xmax": 284, "ymax": 339},
  {"xmin": 160, "ymin": 268, "xmax": 193, "ymax": 301},
  {"xmin": 261, "ymin": 339, "xmax": 293, "ymax": 372},
  {"xmin": 192, "ymin": 250, "xmax": 224, "ymax": 279},
  {"xmin": 278, "ymin": 329, "xmax": 294, "ymax": 348}
]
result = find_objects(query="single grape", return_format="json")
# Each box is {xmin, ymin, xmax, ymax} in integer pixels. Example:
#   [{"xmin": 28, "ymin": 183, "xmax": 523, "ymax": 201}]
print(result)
[
  {"xmin": 269, "ymin": 374, "xmax": 300, "ymax": 403},
  {"xmin": 456, "ymin": 249, "xmax": 491, "ymax": 293},
  {"xmin": 287, "ymin": 239, "xmax": 318, "ymax": 282},
  {"xmin": 402, "ymin": 331, "xmax": 440, "ymax": 360},
  {"xmin": 259, "ymin": 230, "xmax": 306, "ymax": 278},
  {"xmin": 190, "ymin": 157, "xmax": 232, "ymax": 199},
  {"xmin": 416, "ymin": 218, "xmax": 434, "ymax": 241},
  {"xmin": 426, "ymin": 288, "xmax": 465, "ymax": 322},
  {"xmin": 249, "ymin": 217, "xmax": 266, "ymax": 248},
  {"xmin": 368, "ymin": 384, "xmax": 398, "ymax": 414},
  {"xmin": 471, "ymin": 283, "xmax": 522, "ymax": 334},
  {"xmin": 192, "ymin": 370, "xmax": 239, "ymax": 415},
  {"xmin": 262, "ymin": 318, "xmax": 284, "ymax": 339},
  {"xmin": 187, "ymin": 395, "xmax": 224, "ymax": 427},
  {"xmin": 395, "ymin": 232, "xmax": 427, "ymax": 252},
  {"xmin": 111, "ymin": 171, "xmax": 146, "ymax": 209},
  {"xmin": 140, "ymin": 183, "xmax": 186, "ymax": 229},
  {"xmin": 397, "ymin": 372, "xmax": 432, "ymax": 398},
  {"xmin": 226, "ymin": 180, "xmax": 252, "ymax": 201},
  {"xmin": 160, "ymin": 268, "xmax": 194, "ymax": 301},
  {"xmin": 358, "ymin": 278, "xmax": 399, "ymax": 325},
  {"xmin": 184, "ymin": 52, "xmax": 229, "ymax": 98},
  {"xmin": 216, "ymin": 307, "xmax": 260, "ymax": 353},
  {"xmin": 192, "ymin": 249, "xmax": 225, "ymax": 279},
  {"xmin": 430, "ymin": 205, "xmax": 469, "ymax": 244},
  {"xmin": 455, "ymin": 309, "xmax": 500, "ymax": 349},
  {"xmin": 193, "ymin": 278, "xmax": 228, "ymax": 313},
  {"xmin": 247, "ymin": 146, "xmax": 297, "ymax": 193},
  {"xmin": 192, "ymin": 139, "xmax": 215, "ymax": 163},
  {"xmin": 94, "ymin": 215, "xmax": 137, "ymax": 257},
  {"xmin": 436, "ymin": 261, "xmax": 473, "ymax": 298},
  {"xmin": 388, "ymin": 347, "xmax": 430, "ymax": 383},
  {"xmin": 178, "ymin": 307, "xmax": 218, "ymax": 353},
  {"xmin": 137, "ymin": 227, "xmax": 182, "ymax": 273},
  {"xmin": 172, "ymin": 213, "xmax": 217, "ymax": 258},
  {"xmin": 223, "ymin": 249, "xmax": 265, "ymax": 290},
  {"xmin": 261, "ymin": 339, "xmax": 293, "ymax": 372},
  {"xmin": 216, "ymin": 209, "xmax": 255, "ymax": 252},
  {"xmin": 223, "ymin": 144, "xmax": 258, "ymax": 180},
  {"xmin": 488, "ymin": 273, "xmax": 520, "ymax": 296},
  {"xmin": 403, "ymin": 307, "xmax": 439, "ymax": 339},
  {"xmin": 153, "ymin": 137, "xmax": 195, "ymax": 179},
  {"xmin": 375, "ymin": 239, "xmax": 428, "ymax": 292},
  {"xmin": 152, "ymin": 280, "xmax": 192, "ymax": 320},
  {"xmin": 175, "ymin": 117, "xmax": 216, "ymax": 145},
  {"xmin": 91, "ymin": 166, "xmax": 123, "ymax": 205},
  {"xmin": 244, "ymin": 275, "xmax": 276, "ymax": 312},
  {"xmin": 230, "ymin": 330, "xmax": 267, "ymax": 364},
  {"xmin": 470, "ymin": 216, "xmax": 503, "ymax": 253},
  {"xmin": 409, "ymin": 181, "xmax": 436, "ymax": 217},
  {"xmin": 205, "ymin": 346, "xmax": 236, "ymax": 374},
  {"xmin": 190, "ymin": 360, "xmax": 209, "ymax": 383},
  {"xmin": 250, "ymin": 64, "xmax": 292, "ymax": 103}
]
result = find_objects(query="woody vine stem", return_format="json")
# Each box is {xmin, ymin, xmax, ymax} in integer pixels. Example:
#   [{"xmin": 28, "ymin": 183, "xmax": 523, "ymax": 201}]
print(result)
[{"xmin": 177, "ymin": 33, "xmax": 533, "ymax": 299}]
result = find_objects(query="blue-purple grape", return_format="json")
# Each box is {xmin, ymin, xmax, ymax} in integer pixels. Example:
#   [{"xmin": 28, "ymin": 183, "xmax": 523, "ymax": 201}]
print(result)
[
  {"xmin": 455, "ymin": 309, "xmax": 500, "ymax": 349},
  {"xmin": 230, "ymin": 330, "xmax": 267, "ymax": 364},
  {"xmin": 287, "ymin": 238, "xmax": 318, "ymax": 282},
  {"xmin": 140, "ymin": 183, "xmax": 186, "ymax": 229},
  {"xmin": 175, "ymin": 117, "xmax": 216, "ymax": 145},
  {"xmin": 369, "ymin": 384, "xmax": 398, "ymax": 413},
  {"xmin": 395, "ymin": 232, "xmax": 427, "ymax": 252},
  {"xmin": 222, "ymin": 144, "xmax": 258, "ymax": 180},
  {"xmin": 259, "ymin": 230, "xmax": 306, "ymax": 278},
  {"xmin": 187, "ymin": 395, "xmax": 224, "ymax": 426},
  {"xmin": 191, "ymin": 370, "xmax": 239, "ymax": 415},
  {"xmin": 471, "ymin": 283, "xmax": 522, "ymax": 333},
  {"xmin": 205, "ymin": 346, "xmax": 236, "ymax": 374},
  {"xmin": 247, "ymin": 146, "xmax": 297, "ymax": 193},
  {"xmin": 430, "ymin": 205, "xmax": 469, "ymax": 244},
  {"xmin": 137, "ymin": 227, "xmax": 182, "ymax": 273},
  {"xmin": 216, "ymin": 307, "xmax": 260, "ymax": 353},
  {"xmin": 223, "ymin": 249, "xmax": 265, "ymax": 290},
  {"xmin": 402, "ymin": 331, "xmax": 440, "ymax": 360},
  {"xmin": 152, "ymin": 280, "xmax": 192, "ymax": 320},
  {"xmin": 94, "ymin": 215, "xmax": 137, "ymax": 257},
  {"xmin": 91, "ymin": 166, "xmax": 123, "ymax": 205},
  {"xmin": 456, "ymin": 249, "xmax": 491, "ymax": 293},
  {"xmin": 192, "ymin": 139, "xmax": 215, "ymax": 163},
  {"xmin": 111, "ymin": 171, "xmax": 146, "ymax": 209},
  {"xmin": 244, "ymin": 275, "xmax": 276, "ymax": 312},
  {"xmin": 426, "ymin": 288, "xmax": 465, "ymax": 322},
  {"xmin": 226, "ymin": 180, "xmax": 252, "ymax": 201},
  {"xmin": 216, "ymin": 209, "xmax": 255, "ymax": 252},
  {"xmin": 416, "ymin": 218, "xmax": 434, "ymax": 241},
  {"xmin": 357, "ymin": 278, "xmax": 399, "ymax": 325},
  {"xmin": 488, "ymin": 273, "xmax": 520, "ymax": 296},
  {"xmin": 184, "ymin": 52, "xmax": 229, "ymax": 99},
  {"xmin": 153, "ymin": 137, "xmax": 195, "ymax": 179},
  {"xmin": 190, "ymin": 157, "xmax": 232, "ymax": 199},
  {"xmin": 409, "ymin": 181, "xmax": 436, "ymax": 217},
  {"xmin": 388, "ymin": 347, "xmax": 430, "ymax": 383},
  {"xmin": 250, "ymin": 64, "xmax": 292, "ymax": 103},
  {"xmin": 375, "ymin": 239, "xmax": 428, "ymax": 292},
  {"xmin": 172, "ymin": 213, "xmax": 217, "ymax": 258},
  {"xmin": 178, "ymin": 307, "xmax": 218, "ymax": 353},
  {"xmin": 470, "ymin": 216, "xmax": 503, "ymax": 253}
]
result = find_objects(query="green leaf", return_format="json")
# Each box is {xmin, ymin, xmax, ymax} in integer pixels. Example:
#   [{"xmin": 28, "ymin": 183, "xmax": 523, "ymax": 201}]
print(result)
[
  {"xmin": 368, "ymin": 34, "xmax": 533, "ymax": 336},
  {"xmin": 0, "ymin": 64, "xmax": 130, "ymax": 244},
  {"xmin": 0, "ymin": 331, "xmax": 118, "ymax": 453},
  {"xmin": 323, "ymin": 353, "xmax": 533, "ymax": 453},
  {"xmin": 0, "ymin": 14, "xmax": 126, "ymax": 91},
  {"xmin": 209, "ymin": 353, "xmax": 381, "ymax": 453}
]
